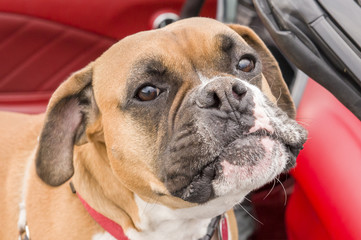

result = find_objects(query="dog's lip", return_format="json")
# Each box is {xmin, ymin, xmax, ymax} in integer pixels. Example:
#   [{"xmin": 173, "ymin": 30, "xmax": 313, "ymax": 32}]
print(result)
[
  {"xmin": 171, "ymin": 131, "xmax": 304, "ymax": 203},
  {"xmin": 171, "ymin": 158, "xmax": 218, "ymax": 204},
  {"xmin": 283, "ymin": 143, "xmax": 303, "ymax": 171},
  {"xmin": 171, "ymin": 133, "xmax": 263, "ymax": 203},
  {"xmin": 246, "ymin": 130, "xmax": 304, "ymax": 171},
  {"xmin": 247, "ymin": 130, "xmax": 304, "ymax": 152}
]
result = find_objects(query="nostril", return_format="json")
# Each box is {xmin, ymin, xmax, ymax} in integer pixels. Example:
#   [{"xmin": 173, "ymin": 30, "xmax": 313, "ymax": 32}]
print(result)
[
  {"xmin": 211, "ymin": 92, "xmax": 221, "ymax": 109},
  {"xmin": 232, "ymin": 84, "xmax": 247, "ymax": 100},
  {"xmin": 197, "ymin": 79, "xmax": 247, "ymax": 109},
  {"xmin": 197, "ymin": 91, "xmax": 221, "ymax": 109}
]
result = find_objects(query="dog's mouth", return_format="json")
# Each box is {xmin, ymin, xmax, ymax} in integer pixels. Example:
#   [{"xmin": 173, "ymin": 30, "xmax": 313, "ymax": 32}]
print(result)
[
  {"xmin": 171, "ymin": 132, "xmax": 304, "ymax": 204},
  {"xmin": 164, "ymin": 78, "xmax": 308, "ymax": 204},
  {"xmin": 171, "ymin": 156, "xmax": 218, "ymax": 204}
]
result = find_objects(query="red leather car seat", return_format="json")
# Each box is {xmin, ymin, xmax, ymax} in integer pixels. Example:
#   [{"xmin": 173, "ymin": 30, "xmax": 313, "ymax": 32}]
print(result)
[
  {"xmin": 0, "ymin": 12, "xmax": 114, "ymax": 113},
  {"xmin": 287, "ymin": 79, "xmax": 361, "ymax": 239},
  {"xmin": 0, "ymin": 0, "xmax": 216, "ymax": 113}
]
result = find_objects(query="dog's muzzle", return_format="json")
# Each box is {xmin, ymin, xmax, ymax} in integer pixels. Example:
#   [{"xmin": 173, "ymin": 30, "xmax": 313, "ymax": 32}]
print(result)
[{"xmin": 160, "ymin": 77, "xmax": 307, "ymax": 204}]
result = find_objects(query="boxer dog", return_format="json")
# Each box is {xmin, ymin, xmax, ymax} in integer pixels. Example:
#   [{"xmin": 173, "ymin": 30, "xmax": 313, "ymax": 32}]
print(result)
[{"xmin": 0, "ymin": 17, "xmax": 307, "ymax": 240}]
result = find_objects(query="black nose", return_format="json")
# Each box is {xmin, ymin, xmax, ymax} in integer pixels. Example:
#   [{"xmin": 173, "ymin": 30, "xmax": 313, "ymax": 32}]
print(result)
[{"xmin": 196, "ymin": 78, "xmax": 247, "ymax": 109}]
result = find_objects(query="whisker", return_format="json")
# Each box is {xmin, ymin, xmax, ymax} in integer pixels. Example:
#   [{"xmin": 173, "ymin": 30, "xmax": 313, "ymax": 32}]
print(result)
[
  {"xmin": 263, "ymin": 179, "xmax": 276, "ymax": 200},
  {"xmin": 296, "ymin": 121, "xmax": 310, "ymax": 127},
  {"xmin": 244, "ymin": 196, "xmax": 252, "ymax": 203},
  {"xmin": 275, "ymin": 177, "xmax": 288, "ymax": 206},
  {"xmin": 141, "ymin": 192, "xmax": 161, "ymax": 218},
  {"xmin": 248, "ymin": 75, "xmax": 259, "ymax": 84},
  {"xmin": 238, "ymin": 203, "xmax": 264, "ymax": 225},
  {"xmin": 275, "ymin": 88, "xmax": 282, "ymax": 104}
]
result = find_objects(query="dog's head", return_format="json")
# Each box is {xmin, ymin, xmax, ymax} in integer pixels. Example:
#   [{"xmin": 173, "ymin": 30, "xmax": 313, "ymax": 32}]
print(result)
[{"xmin": 36, "ymin": 18, "xmax": 307, "ymax": 210}]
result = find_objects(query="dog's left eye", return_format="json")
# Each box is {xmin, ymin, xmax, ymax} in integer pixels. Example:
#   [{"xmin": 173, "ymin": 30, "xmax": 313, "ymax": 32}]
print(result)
[
  {"xmin": 136, "ymin": 85, "xmax": 161, "ymax": 101},
  {"xmin": 237, "ymin": 57, "xmax": 255, "ymax": 72}
]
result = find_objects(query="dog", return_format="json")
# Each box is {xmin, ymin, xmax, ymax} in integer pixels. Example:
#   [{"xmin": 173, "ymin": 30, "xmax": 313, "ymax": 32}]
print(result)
[{"xmin": 0, "ymin": 17, "xmax": 307, "ymax": 240}]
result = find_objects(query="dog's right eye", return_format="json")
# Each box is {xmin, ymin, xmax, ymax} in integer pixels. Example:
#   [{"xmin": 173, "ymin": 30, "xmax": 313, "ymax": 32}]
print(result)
[{"xmin": 135, "ymin": 85, "xmax": 161, "ymax": 101}]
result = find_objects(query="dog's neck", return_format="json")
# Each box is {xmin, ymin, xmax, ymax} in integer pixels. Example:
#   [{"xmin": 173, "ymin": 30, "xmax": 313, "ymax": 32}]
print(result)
[
  {"xmin": 72, "ymin": 143, "xmax": 138, "ymax": 233},
  {"xmin": 126, "ymin": 195, "xmax": 213, "ymax": 240},
  {"xmin": 72, "ymin": 143, "xmax": 214, "ymax": 240}
]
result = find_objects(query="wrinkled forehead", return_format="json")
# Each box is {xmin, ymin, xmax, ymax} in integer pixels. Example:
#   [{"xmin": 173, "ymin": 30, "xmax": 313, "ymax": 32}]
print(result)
[
  {"xmin": 92, "ymin": 18, "xmax": 252, "ymax": 106},
  {"xmin": 96, "ymin": 18, "xmax": 250, "ymax": 68}
]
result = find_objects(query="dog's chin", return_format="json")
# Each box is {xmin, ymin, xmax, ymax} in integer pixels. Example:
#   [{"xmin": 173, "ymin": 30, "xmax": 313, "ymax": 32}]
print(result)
[{"xmin": 172, "ymin": 135, "xmax": 300, "ymax": 204}]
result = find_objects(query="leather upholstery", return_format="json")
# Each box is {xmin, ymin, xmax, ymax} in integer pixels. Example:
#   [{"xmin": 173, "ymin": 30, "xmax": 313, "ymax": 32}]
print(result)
[{"xmin": 0, "ymin": 13, "xmax": 114, "ymax": 113}]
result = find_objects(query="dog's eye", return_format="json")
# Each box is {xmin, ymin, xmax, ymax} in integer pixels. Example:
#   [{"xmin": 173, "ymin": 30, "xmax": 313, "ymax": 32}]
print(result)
[
  {"xmin": 237, "ymin": 57, "xmax": 255, "ymax": 72},
  {"xmin": 136, "ymin": 85, "xmax": 161, "ymax": 101}
]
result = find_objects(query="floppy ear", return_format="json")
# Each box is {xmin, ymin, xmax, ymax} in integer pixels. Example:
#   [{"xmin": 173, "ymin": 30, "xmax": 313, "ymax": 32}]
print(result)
[
  {"xmin": 227, "ymin": 24, "xmax": 296, "ymax": 119},
  {"xmin": 36, "ymin": 63, "xmax": 99, "ymax": 186}
]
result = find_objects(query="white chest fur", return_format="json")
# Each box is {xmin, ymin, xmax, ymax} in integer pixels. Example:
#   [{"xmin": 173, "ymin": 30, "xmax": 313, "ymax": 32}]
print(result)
[
  {"xmin": 126, "ymin": 193, "xmax": 246, "ymax": 240},
  {"xmin": 92, "ymin": 232, "xmax": 117, "ymax": 240},
  {"xmin": 126, "ymin": 195, "xmax": 213, "ymax": 240}
]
